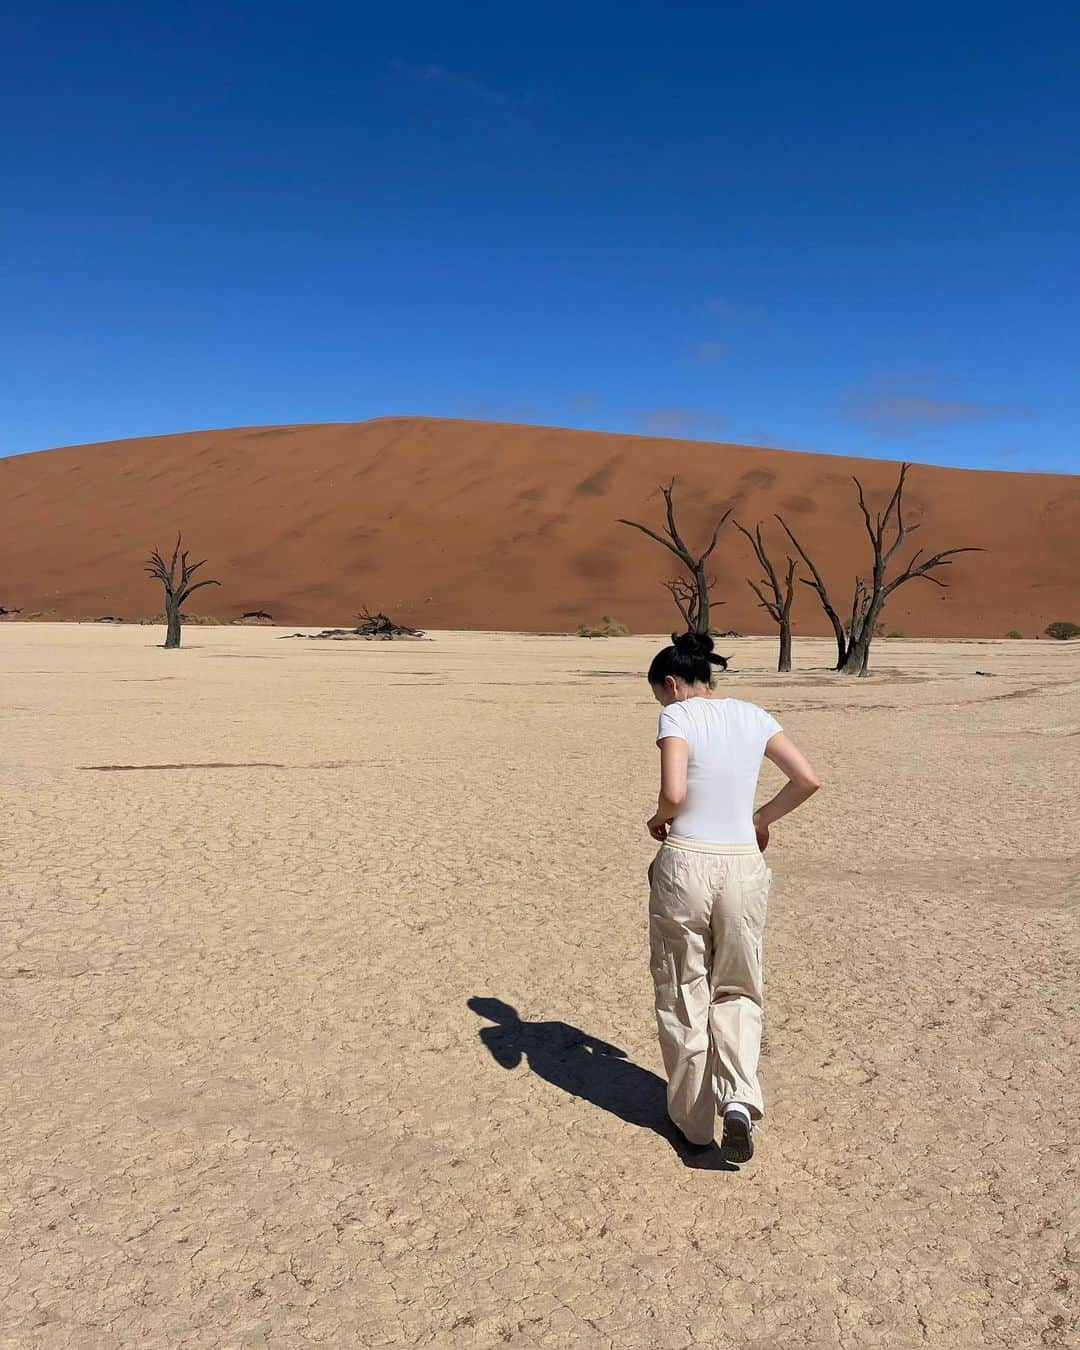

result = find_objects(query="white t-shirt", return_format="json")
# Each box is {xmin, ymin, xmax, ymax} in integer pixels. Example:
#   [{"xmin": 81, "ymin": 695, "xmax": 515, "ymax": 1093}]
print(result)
[{"xmin": 656, "ymin": 697, "xmax": 782, "ymax": 844}]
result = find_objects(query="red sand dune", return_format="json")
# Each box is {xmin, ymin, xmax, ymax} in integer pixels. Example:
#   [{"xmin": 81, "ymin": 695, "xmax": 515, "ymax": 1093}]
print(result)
[{"xmin": 2, "ymin": 418, "xmax": 1077, "ymax": 636}]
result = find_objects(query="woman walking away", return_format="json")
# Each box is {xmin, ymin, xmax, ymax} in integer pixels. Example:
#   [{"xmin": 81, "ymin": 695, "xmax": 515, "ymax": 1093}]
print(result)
[{"xmin": 645, "ymin": 632, "xmax": 820, "ymax": 1162}]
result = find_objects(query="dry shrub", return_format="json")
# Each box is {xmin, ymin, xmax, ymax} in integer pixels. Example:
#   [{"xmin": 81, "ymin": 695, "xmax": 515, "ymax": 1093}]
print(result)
[{"xmin": 577, "ymin": 615, "xmax": 630, "ymax": 637}]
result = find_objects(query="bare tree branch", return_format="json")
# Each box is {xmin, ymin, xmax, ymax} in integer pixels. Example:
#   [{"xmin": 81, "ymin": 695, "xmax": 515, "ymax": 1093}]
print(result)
[
  {"xmin": 662, "ymin": 578, "xmax": 695, "ymax": 628},
  {"xmin": 618, "ymin": 478, "xmax": 731, "ymax": 633},
  {"xmin": 838, "ymin": 465, "xmax": 983, "ymax": 675},
  {"xmin": 617, "ymin": 517, "xmax": 689, "ymax": 564},
  {"xmin": 735, "ymin": 519, "xmax": 799, "ymax": 671},
  {"xmin": 701, "ymin": 509, "xmax": 733, "ymax": 564},
  {"xmin": 775, "ymin": 514, "xmax": 847, "ymax": 669},
  {"xmin": 746, "ymin": 576, "xmax": 781, "ymax": 621},
  {"xmin": 146, "ymin": 533, "xmax": 219, "ymax": 649},
  {"xmin": 177, "ymin": 577, "xmax": 222, "ymax": 604},
  {"xmin": 661, "ymin": 479, "xmax": 691, "ymax": 558},
  {"xmin": 883, "ymin": 546, "xmax": 984, "ymax": 597}
]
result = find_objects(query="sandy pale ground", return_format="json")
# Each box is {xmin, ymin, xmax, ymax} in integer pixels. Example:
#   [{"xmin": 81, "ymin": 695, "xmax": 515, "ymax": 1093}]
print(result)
[{"xmin": 3, "ymin": 625, "xmax": 1078, "ymax": 1349}]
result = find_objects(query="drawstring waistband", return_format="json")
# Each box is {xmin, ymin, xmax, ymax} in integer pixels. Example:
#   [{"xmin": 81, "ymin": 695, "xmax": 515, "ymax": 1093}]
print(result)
[{"xmin": 661, "ymin": 834, "xmax": 762, "ymax": 856}]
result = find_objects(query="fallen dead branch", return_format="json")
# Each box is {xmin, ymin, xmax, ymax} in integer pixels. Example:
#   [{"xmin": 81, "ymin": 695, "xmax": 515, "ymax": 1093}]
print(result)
[{"xmin": 284, "ymin": 610, "xmax": 427, "ymax": 641}]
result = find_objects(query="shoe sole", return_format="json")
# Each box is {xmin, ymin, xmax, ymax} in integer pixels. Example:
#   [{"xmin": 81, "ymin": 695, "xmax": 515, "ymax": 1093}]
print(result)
[{"xmin": 721, "ymin": 1114, "xmax": 754, "ymax": 1163}]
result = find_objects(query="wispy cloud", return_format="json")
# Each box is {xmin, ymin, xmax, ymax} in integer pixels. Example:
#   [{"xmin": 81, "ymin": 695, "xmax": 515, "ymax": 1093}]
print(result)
[
  {"xmin": 639, "ymin": 408, "xmax": 728, "ymax": 439},
  {"xmin": 451, "ymin": 396, "xmax": 545, "ymax": 423},
  {"xmin": 688, "ymin": 299, "xmax": 765, "ymax": 367},
  {"xmin": 842, "ymin": 372, "xmax": 1016, "ymax": 437},
  {"xmin": 707, "ymin": 299, "xmax": 767, "ymax": 323},
  {"xmin": 395, "ymin": 62, "xmax": 528, "ymax": 124}
]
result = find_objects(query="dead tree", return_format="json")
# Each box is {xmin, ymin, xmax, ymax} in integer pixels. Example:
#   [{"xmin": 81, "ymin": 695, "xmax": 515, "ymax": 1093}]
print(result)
[
  {"xmin": 145, "ymin": 535, "xmax": 220, "ymax": 649},
  {"xmin": 354, "ymin": 609, "xmax": 424, "ymax": 638},
  {"xmin": 618, "ymin": 479, "xmax": 731, "ymax": 633},
  {"xmin": 735, "ymin": 522, "xmax": 798, "ymax": 672},
  {"xmin": 774, "ymin": 516, "xmax": 849, "ymax": 671},
  {"xmin": 661, "ymin": 575, "xmax": 721, "ymax": 633},
  {"xmin": 777, "ymin": 464, "xmax": 982, "ymax": 677},
  {"xmin": 286, "ymin": 610, "xmax": 427, "ymax": 641}
]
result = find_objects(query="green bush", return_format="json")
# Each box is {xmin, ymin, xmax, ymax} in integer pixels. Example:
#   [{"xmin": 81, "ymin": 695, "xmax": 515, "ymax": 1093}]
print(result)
[
  {"xmin": 887, "ymin": 630, "xmax": 906, "ymax": 639},
  {"xmin": 577, "ymin": 614, "xmax": 631, "ymax": 637},
  {"xmin": 1045, "ymin": 621, "xmax": 1080, "ymax": 640},
  {"xmin": 1005, "ymin": 629, "xmax": 1023, "ymax": 639},
  {"xmin": 25, "ymin": 609, "xmax": 56, "ymax": 621},
  {"xmin": 151, "ymin": 612, "xmax": 221, "ymax": 626}
]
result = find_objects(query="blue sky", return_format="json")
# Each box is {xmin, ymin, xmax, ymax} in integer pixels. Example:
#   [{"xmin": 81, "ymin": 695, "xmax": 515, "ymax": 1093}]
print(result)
[{"xmin": 2, "ymin": 1, "xmax": 1078, "ymax": 472}]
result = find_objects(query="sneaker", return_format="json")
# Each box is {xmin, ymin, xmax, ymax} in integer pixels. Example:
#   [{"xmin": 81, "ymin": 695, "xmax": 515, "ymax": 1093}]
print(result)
[{"xmin": 721, "ymin": 1105, "xmax": 755, "ymax": 1163}]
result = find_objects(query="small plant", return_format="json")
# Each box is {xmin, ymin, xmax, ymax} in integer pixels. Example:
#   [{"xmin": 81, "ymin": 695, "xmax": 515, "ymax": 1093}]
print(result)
[
  {"xmin": 25, "ymin": 609, "xmax": 56, "ymax": 621},
  {"xmin": 1045, "ymin": 621, "xmax": 1080, "ymax": 641},
  {"xmin": 577, "ymin": 614, "xmax": 630, "ymax": 637},
  {"xmin": 887, "ymin": 630, "xmax": 907, "ymax": 639},
  {"xmin": 1005, "ymin": 629, "xmax": 1023, "ymax": 639}
]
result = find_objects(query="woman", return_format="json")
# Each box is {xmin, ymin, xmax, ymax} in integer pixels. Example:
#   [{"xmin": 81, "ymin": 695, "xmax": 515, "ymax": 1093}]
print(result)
[{"xmin": 645, "ymin": 631, "xmax": 820, "ymax": 1162}]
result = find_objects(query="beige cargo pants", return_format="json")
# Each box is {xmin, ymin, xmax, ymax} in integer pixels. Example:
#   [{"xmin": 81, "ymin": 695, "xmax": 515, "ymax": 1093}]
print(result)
[{"xmin": 648, "ymin": 836, "xmax": 771, "ymax": 1146}]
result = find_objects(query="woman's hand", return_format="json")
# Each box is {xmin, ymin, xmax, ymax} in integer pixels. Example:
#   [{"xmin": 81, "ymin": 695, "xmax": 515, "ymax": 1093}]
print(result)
[
  {"xmin": 753, "ymin": 809, "xmax": 770, "ymax": 853},
  {"xmin": 647, "ymin": 812, "xmax": 671, "ymax": 842}
]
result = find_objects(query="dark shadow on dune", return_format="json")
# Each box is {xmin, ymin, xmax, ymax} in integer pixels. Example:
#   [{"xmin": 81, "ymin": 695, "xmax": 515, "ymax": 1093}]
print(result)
[{"xmin": 468, "ymin": 997, "xmax": 735, "ymax": 1170}]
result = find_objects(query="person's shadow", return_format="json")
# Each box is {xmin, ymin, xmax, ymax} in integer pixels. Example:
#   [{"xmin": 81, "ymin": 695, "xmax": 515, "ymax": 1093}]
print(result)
[{"xmin": 468, "ymin": 997, "xmax": 735, "ymax": 1170}]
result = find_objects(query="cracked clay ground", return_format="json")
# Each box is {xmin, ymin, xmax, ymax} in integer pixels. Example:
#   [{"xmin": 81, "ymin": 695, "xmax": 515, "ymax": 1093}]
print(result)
[{"xmin": 3, "ymin": 626, "xmax": 1078, "ymax": 1349}]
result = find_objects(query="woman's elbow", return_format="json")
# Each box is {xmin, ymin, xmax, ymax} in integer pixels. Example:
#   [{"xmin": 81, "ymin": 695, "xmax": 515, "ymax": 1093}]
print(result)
[{"xmin": 800, "ymin": 773, "xmax": 822, "ymax": 795}]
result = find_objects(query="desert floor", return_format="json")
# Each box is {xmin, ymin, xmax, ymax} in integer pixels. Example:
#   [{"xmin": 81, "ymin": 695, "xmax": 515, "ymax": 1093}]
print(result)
[{"xmin": 3, "ymin": 625, "xmax": 1078, "ymax": 1349}]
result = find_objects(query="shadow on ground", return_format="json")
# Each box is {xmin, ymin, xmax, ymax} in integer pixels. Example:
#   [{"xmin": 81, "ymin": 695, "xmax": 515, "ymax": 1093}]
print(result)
[{"xmin": 468, "ymin": 996, "xmax": 736, "ymax": 1171}]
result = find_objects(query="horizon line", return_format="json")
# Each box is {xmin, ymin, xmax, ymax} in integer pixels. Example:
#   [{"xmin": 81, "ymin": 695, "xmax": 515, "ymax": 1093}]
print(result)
[{"xmin": 2, "ymin": 414, "xmax": 1074, "ymax": 480}]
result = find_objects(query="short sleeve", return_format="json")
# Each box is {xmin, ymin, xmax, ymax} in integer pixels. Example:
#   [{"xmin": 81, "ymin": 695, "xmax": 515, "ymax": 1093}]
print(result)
[
  {"xmin": 657, "ymin": 704, "xmax": 689, "ymax": 743},
  {"xmin": 758, "ymin": 705, "xmax": 782, "ymax": 740}
]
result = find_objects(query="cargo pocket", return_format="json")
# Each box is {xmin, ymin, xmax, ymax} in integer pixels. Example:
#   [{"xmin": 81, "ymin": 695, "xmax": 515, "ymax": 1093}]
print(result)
[{"xmin": 740, "ymin": 856, "xmax": 771, "ymax": 940}]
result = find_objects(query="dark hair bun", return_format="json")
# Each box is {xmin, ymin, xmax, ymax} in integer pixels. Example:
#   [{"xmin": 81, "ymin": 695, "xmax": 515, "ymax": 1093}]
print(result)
[
  {"xmin": 671, "ymin": 630, "xmax": 728, "ymax": 670},
  {"xmin": 672, "ymin": 630, "xmax": 715, "ymax": 656}
]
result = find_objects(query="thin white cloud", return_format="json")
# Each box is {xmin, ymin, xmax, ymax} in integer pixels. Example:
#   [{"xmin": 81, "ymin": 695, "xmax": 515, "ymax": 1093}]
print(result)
[
  {"xmin": 639, "ymin": 408, "xmax": 728, "ymax": 438},
  {"xmin": 707, "ymin": 299, "xmax": 767, "ymax": 322},
  {"xmin": 394, "ymin": 62, "xmax": 529, "ymax": 125},
  {"xmin": 843, "ymin": 372, "xmax": 1015, "ymax": 437}
]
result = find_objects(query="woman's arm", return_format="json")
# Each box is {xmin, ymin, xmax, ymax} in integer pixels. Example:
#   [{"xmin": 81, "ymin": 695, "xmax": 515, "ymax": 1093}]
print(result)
[
  {"xmin": 753, "ymin": 732, "xmax": 821, "ymax": 846},
  {"xmin": 647, "ymin": 736, "xmax": 688, "ymax": 841}
]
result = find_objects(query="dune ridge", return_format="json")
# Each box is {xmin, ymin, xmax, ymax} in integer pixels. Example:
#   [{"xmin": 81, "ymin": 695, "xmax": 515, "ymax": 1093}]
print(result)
[{"xmin": 2, "ymin": 417, "xmax": 1077, "ymax": 635}]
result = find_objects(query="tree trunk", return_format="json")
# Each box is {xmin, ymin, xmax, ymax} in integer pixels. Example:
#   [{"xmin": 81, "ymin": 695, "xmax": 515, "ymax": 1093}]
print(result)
[
  {"xmin": 693, "ymin": 566, "xmax": 710, "ymax": 633},
  {"xmin": 840, "ymin": 594, "xmax": 885, "ymax": 675},
  {"xmin": 839, "ymin": 630, "xmax": 869, "ymax": 675},
  {"xmin": 778, "ymin": 622, "xmax": 792, "ymax": 672},
  {"xmin": 830, "ymin": 619, "xmax": 848, "ymax": 671},
  {"xmin": 164, "ymin": 602, "xmax": 182, "ymax": 649}
]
